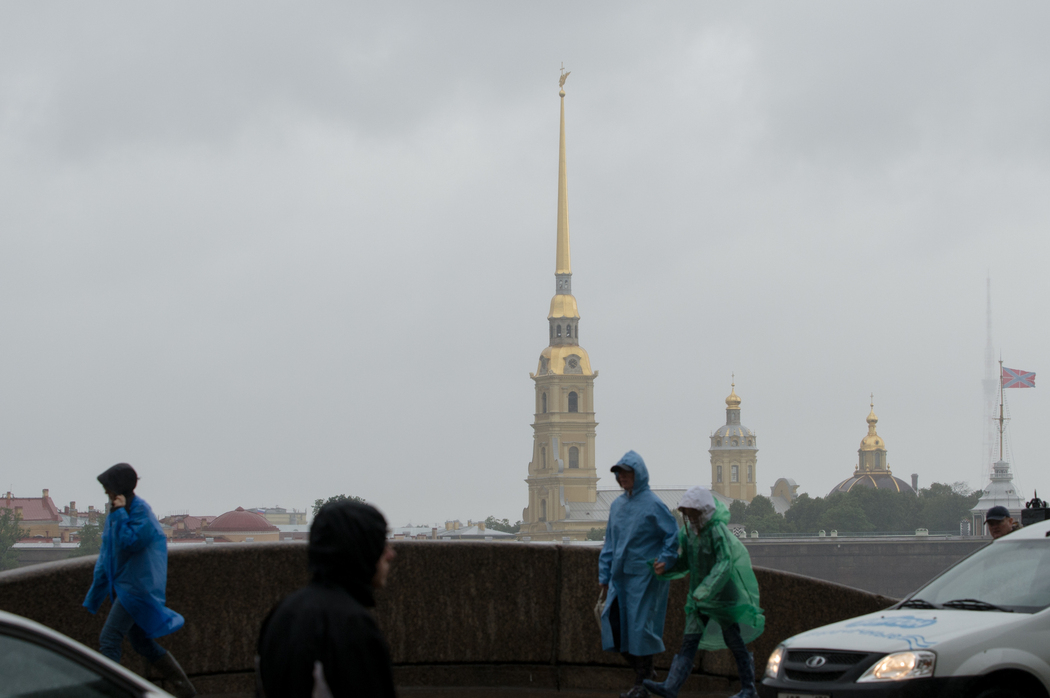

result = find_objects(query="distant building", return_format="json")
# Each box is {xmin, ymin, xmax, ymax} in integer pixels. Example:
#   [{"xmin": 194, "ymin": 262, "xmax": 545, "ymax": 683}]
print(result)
[
  {"xmin": 159, "ymin": 514, "xmax": 218, "ymax": 540},
  {"xmin": 768, "ymin": 478, "xmax": 799, "ymax": 515},
  {"xmin": 389, "ymin": 526, "xmax": 437, "ymax": 540},
  {"xmin": 710, "ymin": 382, "xmax": 758, "ymax": 502},
  {"xmin": 438, "ymin": 520, "xmax": 515, "ymax": 541},
  {"xmin": 828, "ymin": 399, "xmax": 915, "ymax": 496},
  {"xmin": 251, "ymin": 506, "xmax": 307, "ymax": 526},
  {"xmin": 970, "ymin": 460, "xmax": 1023, "ymax": 534},
  {"xmin": 203, "ymin": 507, "xmax": 280, "ymax": 543},
  {"xmin": 275, "ymin": 524, "xmax": 309, "ymax": 541},
  {"xmin": 1, "ymin": 490, "xmax": 92, "ymax": 542}
]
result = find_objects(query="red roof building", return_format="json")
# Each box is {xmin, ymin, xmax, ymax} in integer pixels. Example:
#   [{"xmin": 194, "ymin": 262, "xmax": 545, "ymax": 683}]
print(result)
[
  {"xmin": 203, "ymin": 507, "xmax": 280, "ymax": 542},
  {"xmin": 2, "ymin": 490, "xmax": 68, "ymax": 540},
  {"xmin": 2, "ymin": 490, "xmax": 61, "ymax": 523}
]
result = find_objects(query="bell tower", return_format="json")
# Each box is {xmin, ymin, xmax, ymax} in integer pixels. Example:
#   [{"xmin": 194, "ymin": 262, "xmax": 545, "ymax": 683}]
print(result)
[
  {"xmin": 519, "ymin": 71, "xmax": 599, "ymax": 541},
  {"xmin": 709, "ymin": 380, "xmax": 758, "ymax": 502}
]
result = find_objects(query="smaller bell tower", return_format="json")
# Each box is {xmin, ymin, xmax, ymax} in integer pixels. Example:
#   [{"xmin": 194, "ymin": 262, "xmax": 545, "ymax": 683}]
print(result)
[{"xmin": 709, "ymin": 380, "xmax": 758, "ymax": 502}]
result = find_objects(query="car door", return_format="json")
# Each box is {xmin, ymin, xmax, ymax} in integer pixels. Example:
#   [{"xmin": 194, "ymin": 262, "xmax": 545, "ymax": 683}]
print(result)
[{"xmin": 0, "ymin": 624, "xmax": 154, "ymax": 698}]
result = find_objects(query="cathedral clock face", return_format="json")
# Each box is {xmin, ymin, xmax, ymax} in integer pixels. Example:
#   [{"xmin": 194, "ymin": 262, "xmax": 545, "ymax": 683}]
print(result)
[{"xmin": 567, "ymin": 358, "xmax": 579, "ymax": 369}]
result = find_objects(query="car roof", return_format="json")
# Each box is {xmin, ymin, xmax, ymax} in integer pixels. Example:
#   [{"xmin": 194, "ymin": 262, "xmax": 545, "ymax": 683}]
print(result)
[
  {"xmin": 0, "ymin": 609, "xmax": 175, "ymax": 697},
  {"xmin": 999, "ymin": 517, "xmax": 1050, "ymax": 541}
]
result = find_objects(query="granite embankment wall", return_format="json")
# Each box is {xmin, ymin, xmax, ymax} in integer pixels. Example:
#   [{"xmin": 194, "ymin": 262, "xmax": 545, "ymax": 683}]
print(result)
[
  {"xmin": 0, "ymin": 542, "xmax": 896, "ymax": 695},
  {"xmin": 743, "ymin": 537, "xmax": 988, "ymax": 598}
]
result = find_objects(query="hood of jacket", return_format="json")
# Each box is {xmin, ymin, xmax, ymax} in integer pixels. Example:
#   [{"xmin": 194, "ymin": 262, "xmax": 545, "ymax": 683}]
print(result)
[
  {"xmin": 309, "ymin": 500, "xmax": 388, "ymax": 606},
  {"xmin": 679, "ymin": 486, "xmax": 716, "ymax": 521},
  {"xmin": 97, "ymin": 463, "xmax": 138, "ymax": 508},
  {"xmin": 98, "ymin": 463, "xmax": 138, "ymax": 496},
  {"xmin": 612, "ymin": 450, "xmax": 651, "ymax": 496}
]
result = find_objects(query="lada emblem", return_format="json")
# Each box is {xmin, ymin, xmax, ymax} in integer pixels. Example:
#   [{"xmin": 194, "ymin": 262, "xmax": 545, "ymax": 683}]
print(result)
[{"xmin": 805, "ymin": 656, "xmax": 827, "ymax": 668}]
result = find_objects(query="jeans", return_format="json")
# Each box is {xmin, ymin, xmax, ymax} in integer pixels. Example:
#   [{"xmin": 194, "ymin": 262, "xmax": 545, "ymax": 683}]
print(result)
[
  {"xmin": 99, "ymin": 600, "xmax": 167, "ymax": 664},
  {"xmin": 676, "ymin": 621, "xmax": 748, "ymax": 670}
]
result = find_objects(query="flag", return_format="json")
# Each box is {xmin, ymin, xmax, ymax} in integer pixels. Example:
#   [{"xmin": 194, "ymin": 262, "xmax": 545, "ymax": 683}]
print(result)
[{"xmin": 1002, "ymin": 366, "xmax": 1036, "ymax": 388}]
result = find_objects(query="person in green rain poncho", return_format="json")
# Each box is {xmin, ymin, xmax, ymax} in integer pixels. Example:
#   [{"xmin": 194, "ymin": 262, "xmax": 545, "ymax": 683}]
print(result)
[{"xmin": 644, "ymin": 486, "xmax": 764, "ymax": 698}]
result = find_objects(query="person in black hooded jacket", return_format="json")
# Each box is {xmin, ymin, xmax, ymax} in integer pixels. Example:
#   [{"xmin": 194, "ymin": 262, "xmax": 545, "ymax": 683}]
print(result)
[{"xmin": 256, "ymin": 499, "xmax": 397, "ymax": 698}]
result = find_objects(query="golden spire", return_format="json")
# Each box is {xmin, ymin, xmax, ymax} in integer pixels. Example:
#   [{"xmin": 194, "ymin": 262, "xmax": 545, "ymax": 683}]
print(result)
[
  {"xmin": 725, "ymin": 375, "xmax": 741, "ymax": 409},
  {"xmin": 556, "ymin": 66, "xmax": 571, "ymax": 276},
  {"xmin": 860, "ymin": 394, "xmax": 885, "ymax": 452}
]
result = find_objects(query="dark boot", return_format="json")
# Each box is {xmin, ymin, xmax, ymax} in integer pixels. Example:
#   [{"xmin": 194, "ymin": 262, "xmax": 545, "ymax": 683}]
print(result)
[
  {"xmin": 151, "ymin": 651, "xmax": 197, "ymax": 698},
  {"xmin": 638, "ymin": 654, "xmax": 655, "ymax": 685},
  {"xmin": 643, "ymin": 653, "xmax": 693, "ymax": 698},
  {"xmin": 619, "ymin": 653, "xmax": 638, "ymax": 698},
  {"xmin": 728, "ymin": 650, "xmax": 757, "ymax": 698},
  {"xmin": 620, "ymin": 655, "xmax": 654, "ymax": 697}
]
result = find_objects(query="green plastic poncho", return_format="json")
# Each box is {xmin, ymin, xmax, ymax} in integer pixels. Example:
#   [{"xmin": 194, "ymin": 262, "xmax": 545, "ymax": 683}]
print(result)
[{"xmin": 654, "ymin": 494, "xmax": 764, "ymax": 650}]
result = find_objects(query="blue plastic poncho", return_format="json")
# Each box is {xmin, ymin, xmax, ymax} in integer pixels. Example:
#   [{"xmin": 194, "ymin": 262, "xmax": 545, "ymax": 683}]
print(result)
[
  {"xmin": 655, "ymin": 495, "xmax": 764, "ymax": 650},
  {"xmin": 83, "ymin": 496, "xmax": 184, "ymax": 639},
  {"xmin": 598, "ymin": 451, "xmax": 680, "ymax": 656}
]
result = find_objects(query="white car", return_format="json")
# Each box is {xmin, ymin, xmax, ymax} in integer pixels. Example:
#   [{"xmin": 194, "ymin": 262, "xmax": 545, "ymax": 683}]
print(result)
[
  {"xmin": 0, "ymin": 609, "xmax": 175, "ymax": 698},
  {"xmin": 760, "ymin": 519, "xmax": 1050, "ymax": 698}
]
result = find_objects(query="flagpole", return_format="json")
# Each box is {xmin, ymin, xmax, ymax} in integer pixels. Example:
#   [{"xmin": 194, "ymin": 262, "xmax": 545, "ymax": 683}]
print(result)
[{"xmin": 999, "ymin": 358, "xmax": 1005, "ymax": 463}]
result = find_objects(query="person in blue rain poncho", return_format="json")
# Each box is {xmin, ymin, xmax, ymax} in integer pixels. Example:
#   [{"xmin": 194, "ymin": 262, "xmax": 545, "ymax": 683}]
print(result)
[
  {"xmin": 644, "ymin": 486, "xmax": 764, "ymax": 698},
  {"xmin": 83, "ymin": 463, "xmax": 196, "ymax": 698},
  {"xmin": 599, "ymin": 451, "xmax": 680, "ymax": 698}
]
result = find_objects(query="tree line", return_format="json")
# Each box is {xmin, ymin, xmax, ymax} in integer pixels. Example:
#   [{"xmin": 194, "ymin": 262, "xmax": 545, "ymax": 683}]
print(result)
[{"xmin": 729, "ymin": 482, "xmax": 980, "ymax": 535}]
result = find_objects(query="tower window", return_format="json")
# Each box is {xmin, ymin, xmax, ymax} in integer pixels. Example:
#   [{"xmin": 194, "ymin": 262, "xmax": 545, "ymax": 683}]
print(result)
[
  {"xmin": 568, "ymin": 391, "xmax": 578, "ymax": 412},
  {"xmin": 747, "ymin": 465, "xmax": 753, "ymax": 483},
  {"xmin": 557, "ymin": 325, "xmax": 562, "ymax": 338},
  {"xmin": 731, "ymin": 465, "xmax": 739, "ymax": 483},
  {"xmin": 541, "ymin": 447, "xmax": 546, "ymax": 469},
  {"xmin": 542, "ymin": 393, "xmax": 547, "ymax": 413},
  {"xmin": 569, "ymin": 446, "xmax": 579, "ymax": 469},
  {"xmin": 731, "ymin": 438, "xmax": 739, "ymax": 447},
  {"xmin": 540, "ymin": 500, "xmax": 547, "ymax": 522},
  {"xmin": 717, "ymin": 466, "xmax": 723, "ymax": 483},
  {"xmin": 716, "ymin": 438, "xmax": 722, "ymax": 447}
]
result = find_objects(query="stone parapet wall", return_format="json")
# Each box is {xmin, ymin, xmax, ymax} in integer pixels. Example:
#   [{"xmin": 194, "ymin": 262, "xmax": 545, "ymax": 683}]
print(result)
[
  {"xmin": 0, "ymin": 541, "xmax": 896, "ymax": 693},
  {"xmin": 743, "ymin": 538, "xmax": 987, "ymax": 598}
]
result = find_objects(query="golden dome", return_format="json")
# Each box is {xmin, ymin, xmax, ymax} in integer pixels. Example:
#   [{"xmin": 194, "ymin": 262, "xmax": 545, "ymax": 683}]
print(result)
[
  {"xmin": 859, "ymin": 398, "xmax": 885, "ymax": 452},
  {"xmin": 725, "ymin": 382, "xmax": 741, "ymax": 409},
  {"xmin": 535, "ymin": 345, "xmax": 593, "ymax": 376},
  {"xmin": 859, "ymin": 433, "xmax": 885, "ymax": 451},
  {"xmin": 548, "ymin": 294, "xmax": 580, "ymax": 319}
]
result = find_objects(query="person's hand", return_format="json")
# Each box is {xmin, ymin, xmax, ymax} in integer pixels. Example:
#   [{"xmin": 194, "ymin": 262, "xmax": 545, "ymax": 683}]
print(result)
[
  {"xmin": 653, "ymin": 561, "xmax": 666, "ymax": 575},
  {"xmin": 599, "ymin": 583, "xmax": 608, "ymax": 595},
  {"xmin": 111, "ymin": 494, "xmax": 126, "ymax": 509}
]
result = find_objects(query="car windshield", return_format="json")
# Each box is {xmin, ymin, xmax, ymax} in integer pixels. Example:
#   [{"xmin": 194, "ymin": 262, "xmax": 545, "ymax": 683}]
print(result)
[{"xmin": 910, "ymin": 539, "xmax": 1050, "ymax": 613}]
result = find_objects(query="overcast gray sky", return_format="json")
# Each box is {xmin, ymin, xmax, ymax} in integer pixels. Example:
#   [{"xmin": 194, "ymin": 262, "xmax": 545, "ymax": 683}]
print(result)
[{"xmin": 2, "ymin": 2, "xmax": 1048, "ymax": 526}]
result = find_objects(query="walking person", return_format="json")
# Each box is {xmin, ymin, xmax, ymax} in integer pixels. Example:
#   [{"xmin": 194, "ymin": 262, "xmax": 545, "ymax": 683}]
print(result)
[
  {"xmin": 599, "ymin": 451, "xmax": 680, "ymax": 698},
  {"xmin": 645, "ymin": 486, "xmax": 764, "ymax": 698},
  {"xmin": 256, "ymin": 498, "xmax": 398, "ymax": 698},
  {"xmin": 83, "ymin": 463, "xmax": 196, "ymax": 697}
]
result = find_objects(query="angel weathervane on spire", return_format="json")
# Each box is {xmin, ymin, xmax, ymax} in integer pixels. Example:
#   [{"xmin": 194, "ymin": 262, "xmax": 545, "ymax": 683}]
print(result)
[{"xmin": 559, "ymin": 63, "xmax": 570, "ymax": 95}]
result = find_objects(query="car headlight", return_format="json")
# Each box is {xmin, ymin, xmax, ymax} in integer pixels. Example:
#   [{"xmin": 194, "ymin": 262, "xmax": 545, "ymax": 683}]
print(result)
[
  {"xmin": 857, "ymin": 651, "xmax": 936, "ymax": 682},
  {"xmin": 765, "ymin": 645, "xmax": 785, "ymax": 679}
]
